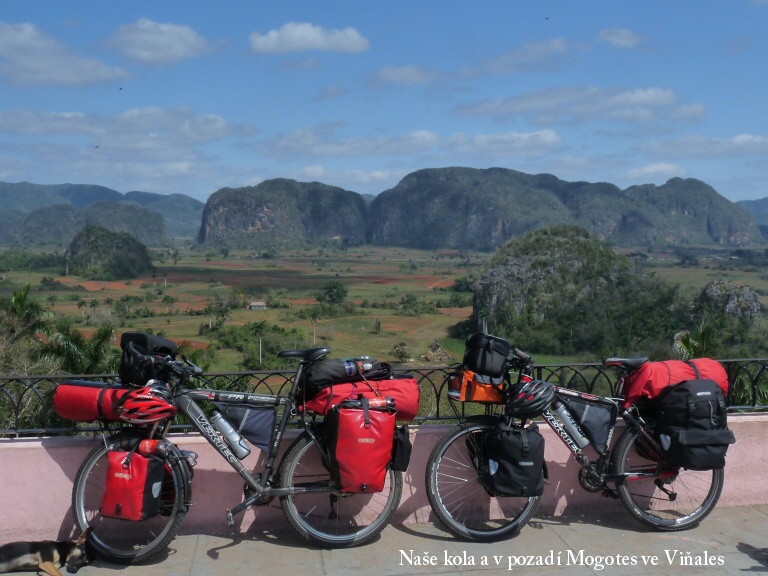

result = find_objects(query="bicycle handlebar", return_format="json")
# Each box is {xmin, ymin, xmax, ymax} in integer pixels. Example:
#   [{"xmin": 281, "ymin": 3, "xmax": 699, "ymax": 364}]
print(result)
[{"xmin": 512, "ymin": 348, "xmax": 533, "ymax": 364}]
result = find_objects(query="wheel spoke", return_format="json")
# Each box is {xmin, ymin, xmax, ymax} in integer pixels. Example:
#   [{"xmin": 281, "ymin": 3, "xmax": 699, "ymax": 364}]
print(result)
[
  {"xmin": 280, "ymin": 434, "xmax": 402, "ymax": 547},
  {"xmin": 426, "ymin": 423, "xmax": 539, "ymax": 542},
  {"xmin": 612, "ymin": 426, "xmax": 723, "ymax": 530}
]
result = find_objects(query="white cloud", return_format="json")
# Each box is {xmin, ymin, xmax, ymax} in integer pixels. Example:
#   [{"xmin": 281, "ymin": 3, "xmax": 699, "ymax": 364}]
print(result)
[
  {"xmin": 260, "ymin": 124, "xmax": 560, "ymax": 164},
  {"xmin": 0, "ymin": 22, "xmax": 128, "ymax": 86},
  {"xmin": 249, "ymin": 22, "xmax": 369, "ymax": 54},
  {"xmin": 261, "ymin": 125, "xmax": 440, "ymax": 159},
  {"xmin": 446, "ymin": 130, "xmax": 561, "ymax": 158},
  {"xmin": 375, "ymin": 65, "xmax": 440, "ymax": 85},
  {"xmin": 315, "ymin": 86, "xmax": 347, "ymax": 100},
  {"xmin": 464, "ymin": 38, "xmax": 579, "ymax": 76},
  {"xmin": 0, "ymin": 106, "xmax": 249, "ymax": 154},
  {"xmin": 597, "ymin": 28, "xmax": 641, "ymax": 48},
  {"xmin": 108, "ymin": 18, "xmax": 211, "ymax": 64},
  {"xmin": 456, "ymin": 86, "xmax": 703, "ymax": 125},
  {"xmin": 294, "ymin": 165, "xmax": 399, "ymax": 190},
  {"xmin": 624, "ymin": 162, "xmax": 685, "ymax": 180},
  {"xmin": 646, "ymin": 134, "xmax": 768, "ymax": 157}
]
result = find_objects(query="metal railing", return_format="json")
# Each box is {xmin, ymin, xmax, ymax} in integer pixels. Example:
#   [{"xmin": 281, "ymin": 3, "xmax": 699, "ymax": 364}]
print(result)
[{"xmin": 2, "ymin": 359, "xmax": 766, "ymax": 437}]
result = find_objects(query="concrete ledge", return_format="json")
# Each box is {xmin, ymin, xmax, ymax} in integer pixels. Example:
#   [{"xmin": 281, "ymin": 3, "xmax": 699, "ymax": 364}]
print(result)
[{"xmin": 1, "ymin": 413, "xmax": 766, "ymax": 542}]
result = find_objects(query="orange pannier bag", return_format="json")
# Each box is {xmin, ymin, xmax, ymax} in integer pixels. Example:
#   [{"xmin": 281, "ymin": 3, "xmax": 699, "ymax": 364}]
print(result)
[
  {"xmin": 447, "ymin": 369, "xmax": 506, "ymax": 404},
  {"xmin": 620, "ymin": 358, "xmax": 728, "ymax": 409}
]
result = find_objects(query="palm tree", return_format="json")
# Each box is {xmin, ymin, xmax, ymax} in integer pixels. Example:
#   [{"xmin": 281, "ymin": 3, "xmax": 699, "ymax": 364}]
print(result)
[
  {"xmin": 0, "ymin": 284, "xmax": 50, "ymax": 343},
  {"xmin": 34, "ymin": 322, "xmax": 120, "ymax": 374},
  {"xmin": 306, "ymin": 307, "xmax": 321, "ymax": 344},
  {"xmin": 76, "ymin": 297, "xmax": 87, "ymax": 320},
  {"xmin": 673, "ymin": 319, "xmax": 718, "ymax": 360}
]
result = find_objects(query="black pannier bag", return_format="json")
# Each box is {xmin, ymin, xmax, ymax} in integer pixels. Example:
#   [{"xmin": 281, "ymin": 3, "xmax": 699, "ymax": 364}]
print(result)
[
  {"xmin": 216, "ymin": 404, "xmax": 277, "ymax": 455},
  {"xmin": 560, "ymin": 396, "xmax": 617, "ymax": 455},
  {"xmin": 462, "ymin": 333, "xmax": 512, "ymax": 379},
  {"xmin": 302, "ymin": 358, "xmax": 392, "ymax": 397},
  {"xmin": 119, "ymin": 332, "xmax": 179, "ymax": 387},
  {"xmin": 391, "ymin": 424, "xmax": 412, "ymax": 472},
  {"xmin": 481, "ymin": 422, "xmax": 545, "ymax": 497},
  {"xmin": 655, "ymin": 378, "xmax": 735, "ymax": 470}
]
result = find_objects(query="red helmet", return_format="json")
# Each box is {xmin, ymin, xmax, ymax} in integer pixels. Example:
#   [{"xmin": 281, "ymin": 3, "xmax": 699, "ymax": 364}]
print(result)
[{"xmin": 116, "ymin": 383, "xmax": 177, "ymax": 424}]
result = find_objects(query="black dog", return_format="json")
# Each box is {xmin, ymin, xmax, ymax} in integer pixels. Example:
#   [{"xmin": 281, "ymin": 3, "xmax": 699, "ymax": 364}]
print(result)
[{"xmin": 0, "ymin": 528, "xmax": 91, "ymax": 576}]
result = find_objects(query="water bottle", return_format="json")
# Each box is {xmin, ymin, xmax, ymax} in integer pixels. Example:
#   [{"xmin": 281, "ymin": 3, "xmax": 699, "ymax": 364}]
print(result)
[
  {"xmin": 342, "ymin": 360, "xmax": 359, "ymax": 377},
  {"xmin": 367, "ymin": 396, "xmax": 396, "ymax": 409},
  {"xmin": 552, "ymin": 401, "xmax": 590, "ymax": 448},
  {"xmin": 210, "ymin": 411, "xmax": 251, "ymax": 459}
]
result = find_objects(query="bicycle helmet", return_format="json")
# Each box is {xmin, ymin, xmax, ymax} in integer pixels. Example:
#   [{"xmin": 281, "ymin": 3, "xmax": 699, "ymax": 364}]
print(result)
[
  {"xmin": 116, "ymin": 383, "xmax": 177, "ymax": 424},
  {"xmin": 506, "ymin": 379, "xmax": 554, "ymax": 418}
]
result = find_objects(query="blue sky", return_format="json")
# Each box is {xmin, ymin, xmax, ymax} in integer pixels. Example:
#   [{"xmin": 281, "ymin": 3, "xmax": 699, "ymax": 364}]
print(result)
[{"xmin": 1, "ymin": 1, "xmax": 767, "ymax": 202}]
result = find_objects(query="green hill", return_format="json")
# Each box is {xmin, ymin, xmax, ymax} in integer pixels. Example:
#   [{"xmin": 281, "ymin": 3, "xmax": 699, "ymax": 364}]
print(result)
[
  {"xmin": 0, "ymin": 181, "xmax": 204, "ymax": 243},
  {"xmin": 67, "ymin": 226, "xmax": 154, "ymax": 280},
  {"xmin": 366, "ymin": 168, "xmax": 761, "ymax": 250},
  {"xmin": 198, "ymin": 179, "xmax": 368, "ymax": 248}
]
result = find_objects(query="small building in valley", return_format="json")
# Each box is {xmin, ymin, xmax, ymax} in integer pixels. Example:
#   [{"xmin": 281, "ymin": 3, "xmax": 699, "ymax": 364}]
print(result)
[{"xmin": 425, "ymin": 342, "xmax": 452, "ymax": 363}]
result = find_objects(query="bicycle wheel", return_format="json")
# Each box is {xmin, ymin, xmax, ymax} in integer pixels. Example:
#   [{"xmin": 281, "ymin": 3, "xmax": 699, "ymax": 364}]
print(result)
[
  {"xmin": 279, "ymin": 433, "xmax": 403, "ymax": 548},
  {"xmin": 611, "ymin": 425, "xmax": 724, "ymax": 531},
  {"xmin": 425, "ymin": 422, "xmax": 540, "ymax": 542},
  {"xmin": 72, "ymin": 432, "xmax": 188, "ymax": 564}
]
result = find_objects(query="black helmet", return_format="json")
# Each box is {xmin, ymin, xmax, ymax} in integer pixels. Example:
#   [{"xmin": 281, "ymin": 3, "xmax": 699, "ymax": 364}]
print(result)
[{"xmin": 506, "ymin": 379, "xmax": 554, "ymax": 418}]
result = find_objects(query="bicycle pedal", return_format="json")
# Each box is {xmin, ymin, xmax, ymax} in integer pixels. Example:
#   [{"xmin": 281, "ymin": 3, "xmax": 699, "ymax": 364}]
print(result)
[{"xmin": 226, "ymin": 509, "xmax": 234, "ymax": 526}]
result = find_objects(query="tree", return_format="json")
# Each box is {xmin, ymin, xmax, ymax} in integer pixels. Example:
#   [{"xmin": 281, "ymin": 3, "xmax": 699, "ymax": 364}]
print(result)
[
  {"xmin": 0, "ymin": 284, "xmax": 50, "ymax": 344},
  {"xmin": 390, "ymin": 341, "xmax": 409, "ymax": 363},
  {"xmin": 673, "ymin": 320, "xmax": 718, "ymax": 360},
  {"xmin": 305, "ymin": 307, "xmax": 321, "ymax": 344},
  {"xmin": 317, "ymin": 280, "xmax": 348, "ymax": 304},
  {"xmin": 33, "ymin": 322, "xmax": 120, "ymax": 374}
]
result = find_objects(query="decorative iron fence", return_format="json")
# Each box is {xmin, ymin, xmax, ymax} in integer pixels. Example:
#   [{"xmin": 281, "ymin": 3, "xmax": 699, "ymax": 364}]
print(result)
[{"xmin": 2, "ymin": 359, "xmax": 766, "ymax": 437}]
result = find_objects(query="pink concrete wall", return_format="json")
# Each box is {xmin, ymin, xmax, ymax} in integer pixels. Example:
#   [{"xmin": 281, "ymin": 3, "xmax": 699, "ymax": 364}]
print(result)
[{"xmin": 1, "ymin": 413, "xmax": 765, "ymax": 543}]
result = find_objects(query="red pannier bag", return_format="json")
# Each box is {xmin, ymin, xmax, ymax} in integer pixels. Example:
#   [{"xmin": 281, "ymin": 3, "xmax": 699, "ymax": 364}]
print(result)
[
  {"xmin": 53, "ymin": 380, "xmax": 130, "ymax": 421},
  {"xmin": 620, "ymin": 358, "xmax": 728, "ymax": 409},
  {"xmin": 302, "ymin": 376, "xmax": 420, "ymax": 420},
  {"xmin": 101, "ymin": 449, "xmax": 165, "ymax": 521},
  {"xmin": 326, "ymin": 397, "xmax": 397, "ymax": 493}
]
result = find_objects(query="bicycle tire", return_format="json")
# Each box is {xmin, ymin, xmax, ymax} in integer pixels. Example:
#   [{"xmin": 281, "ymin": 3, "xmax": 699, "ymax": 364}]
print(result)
[
  {"xmin": 425, "ymin": 422, "xmax": 540, "ymax": 542},
  {"xmin": 71, "ymin": 431, "xmax": 188, "ymax": 564},
  {"xmin": 279, "ymin": 432, "xmax": 403, "ymax": 548},
  {"xmin": 611, "ymin": 425, "xmax": 724, "ymax": 531}
]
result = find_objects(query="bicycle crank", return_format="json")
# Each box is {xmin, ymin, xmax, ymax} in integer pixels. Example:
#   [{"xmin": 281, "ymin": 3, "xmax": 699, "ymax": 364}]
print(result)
[
  {"xmin": 244, "ymin": 483, "xmax": 274, "ymax": 507},
  {"xmin": 578, "ymin": 464, "xmax": 603, "ymax": 492}
]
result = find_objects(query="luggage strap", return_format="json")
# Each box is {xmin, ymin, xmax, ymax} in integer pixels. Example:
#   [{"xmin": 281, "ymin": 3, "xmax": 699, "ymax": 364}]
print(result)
[
  {"xmin": 499, "ymin": 423, "xmax": 530, "ymax": 456},
  {"xmin": 684, "ymin": 360, "xmax": 701, "ymax": 378},
  {"xmin": 96, "ymin": 386, "xmax": 108, "ymax": 420}
]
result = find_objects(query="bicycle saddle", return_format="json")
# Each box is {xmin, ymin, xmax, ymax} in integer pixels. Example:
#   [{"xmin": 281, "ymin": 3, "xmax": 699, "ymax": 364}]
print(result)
[
  {"xmin": 278, "ymin": 347, "xmax": 330, "ymax": 362},
  {"xmin": 603, "ymin": 357, "xmax": 649, "ymax": 370}
]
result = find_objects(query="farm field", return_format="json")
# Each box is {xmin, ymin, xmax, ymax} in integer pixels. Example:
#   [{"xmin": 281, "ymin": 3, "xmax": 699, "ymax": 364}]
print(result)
[
  {"xmin": 3, "ymin": 243, "xmax": 767, "ymax": 371},
  {"xmin": 1, "ymin": 246, "xmax": 485, "ymax": 370}
]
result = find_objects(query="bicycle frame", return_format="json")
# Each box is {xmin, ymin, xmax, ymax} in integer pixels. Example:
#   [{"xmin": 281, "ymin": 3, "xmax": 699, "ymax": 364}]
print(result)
[
  {"xmin": 151, "ymin": 359, "xmax": 334, "ymax": 524},
  {"xmin": 539, "ymin": 385, "xmax": 665, "ymax": 490}
]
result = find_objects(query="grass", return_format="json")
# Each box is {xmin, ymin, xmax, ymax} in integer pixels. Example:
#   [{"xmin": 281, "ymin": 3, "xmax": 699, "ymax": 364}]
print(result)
[
  {"xmin": 4, "ymin": 242, "xmax": 767, "ymax": 372},
  {"xmin": 1, "ymin": 246, "xmax": 482, "ymax": 371}
]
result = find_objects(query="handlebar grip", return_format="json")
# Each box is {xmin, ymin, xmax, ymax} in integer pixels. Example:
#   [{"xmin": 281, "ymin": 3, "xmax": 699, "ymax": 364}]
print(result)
[{"xmin": 512, "ymin": 348, "xmax": 532, "ymax": 363}]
